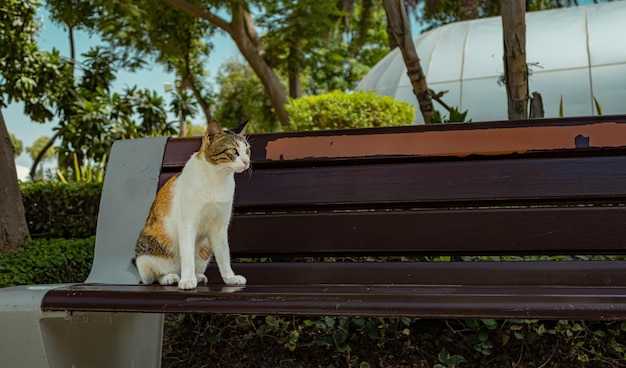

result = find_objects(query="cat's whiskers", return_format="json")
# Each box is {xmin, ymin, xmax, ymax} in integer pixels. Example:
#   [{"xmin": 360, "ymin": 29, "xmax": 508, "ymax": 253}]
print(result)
[{"xmin": 244, "ymin": 164, "xmax": 253, "ymax": 178}]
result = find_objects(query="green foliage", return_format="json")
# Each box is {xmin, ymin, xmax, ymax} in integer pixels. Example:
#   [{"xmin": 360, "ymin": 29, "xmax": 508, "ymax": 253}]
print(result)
[
  {"xmin": 0, "ymin": 0, "xmax": 71, "ymax": 121},
  {"xmin": 2, "ymin": 1, "xmax": 176, "ymax": 175},
  {"xmin": 431, "ymin": 106, "xmax": 470, "ymax": 124},
  {"xmin": 55, "ymin": 48, "xmax": 175, "ymax": 173},
  {"xmin": 259, "ymin": 0, "xmax": 389, "ymax": 95},
  {"xmin": 26, "ymin": 136, "xmax": 56, "ymax": 162},
  {"xmin": 0, "ymin": 237, "xmax": 94, "ymax": 288},
  {"xmin": 57, "ymin": 153, "xmax": 106, "ymax": 183},
  {"xmin": 92, "ymin": 0, "xmax": 214, "ymax": 124},
  {"xmin": 434, "ymin": 348, "xmax": 466, "ymax": 368},
  {"xmin": 185, "ymin": 122, "xmax": 207, "ymax": 137},
  {"xmin": 419, "ymin": 0, "xmax": 573, "ymax": 30},
  {"xmin": 9, "ymin": 132, "xmax": 23, "ymax": 157},
  {"xmin": 213, "ymin": 60, "xmax": 280, "ymax": 133},
  {"xmin": 284, "ymin": 90, "xmax": 415, "ymax": 131},
  {"xmin": 169, "ymin": 89, "xmax": 199, "ymax": 128},
  {"xmin": 593, "ymin": 96, "xmax": 603, "ymax": 115},
  {"xmin": 21, "ymin": 181, "xmax": 102, "ymax": 239},
  {"xmin": 163, "ymin": 314, "xmax": 626, "ymax": 367}
]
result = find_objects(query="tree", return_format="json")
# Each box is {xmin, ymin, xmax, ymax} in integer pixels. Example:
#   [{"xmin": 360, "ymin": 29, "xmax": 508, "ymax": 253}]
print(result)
[
  {"xmin": 0, "ymin": 111, "xmax": 29, "ymax": 251},
  {"xmin": 418, "ymin": 0, "xmax": 585, "ymax": 30},
  {"xmin": 27, "ymin": 136, "xmax": 56, "ymax": 163},
  {"xmin": 162, "ymin": 0, "xmax": 291, "ymax": 127},
  {"xmin": 383, "ymin": 0, "xmax": 434, "ymax": 124},
  {"xmin": 55, "ymin": 49, "xmax": 175, "ymax": 173},
  {"xmin": 46, "ymin": 0, "xmax": 390, "ymax": 129},
  {"xmin": 90, "ymin": 0, "xmax": 215, "ymax": 127},
  {"xmin": 169, "ymin": 89, "xmax": 199, "ymax": 137},
  {"xmin": 9, "ymin": 133, "xmax": 23, "ymax": 157},
  {"xmin": 26, "ymin": 136, "xmax": 56, "ymax": 180},
  {"xmin": 0, "ymin": 0, "xmax": 66, "ymax": 250},
  {"xmin": 45, "ymin": 0, "xmax": 97, "ymax": 67},
  {"xmin": 258, "ymin": 0, "xmax": 388, "ymax": 97},
  {"xmin": 213, "ymin": 60, "xmax": 278, "ymax": 132},
  {"xmin": 501, "ymin": 0, "xmax": 528, "ymax": 120},
  {"xmin": 185, "ymin": 122, "xmax": 207, "ymax": 137}
]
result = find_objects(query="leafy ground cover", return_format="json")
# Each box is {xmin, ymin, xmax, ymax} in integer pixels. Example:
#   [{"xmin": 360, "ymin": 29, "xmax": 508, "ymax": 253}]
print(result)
[{"xmin": 162, "ymin": 314, "xmax": 626, "ymax": 367}]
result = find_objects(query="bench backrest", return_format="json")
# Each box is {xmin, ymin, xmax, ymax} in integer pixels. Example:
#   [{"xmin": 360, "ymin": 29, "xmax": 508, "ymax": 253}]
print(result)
[
  {"xmin": 157, "ymin": 116, "xmax": 626, "ymax": 260},
  {"xmin": 86, "ymin": 136, "xmax": 169, "ymax": 284}
]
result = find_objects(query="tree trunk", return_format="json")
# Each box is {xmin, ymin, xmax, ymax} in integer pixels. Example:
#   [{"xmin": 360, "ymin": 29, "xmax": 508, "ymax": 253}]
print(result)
[
  {"xmin": 229, "ymin": 5, "xmax": 290, "ymax": 126},
  {"xmin": 288, "ymin": 43, "xmax": 302, "ymax": 99},
  {"xmin": 529, "ymin": 91, "xmax": 545, "ymax": 118},
  {"xmin": 0, "ymin": 110, "xmax": 30, "ymax": 252},
  {"xmin": 383, "ymin": 0, "xmax": 433, "ymax": 124},
  {"xmin": 183, "ymin": 74, "xmax": 213, "ymax": 124},
  {"xmin": 163, "ymin": 0, "xmax": 291, "ymax": 127},
  {"xmin": 386, "ymin": 22, "xmax": 399, "ymax": 50},
  {"xmin": 458, "ymin": 0, "xmax": 480, "ymax": 20},
  {"xmin": 178, "ymin": 114, "xmax": 187, "ymax": 137},
  {"xmin": 501, "ymin": 0, "xmax": 528, "ymax": 120},
  {"xmin": 68, "ymin": 25, "xmax": 76, "ymax": 70}
]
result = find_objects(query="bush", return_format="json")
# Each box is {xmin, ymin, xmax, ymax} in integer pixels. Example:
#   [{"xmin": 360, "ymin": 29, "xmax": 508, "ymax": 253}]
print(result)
[
  {"xmin": 21, "ymin": 181, "xmax": 102, "ymax": 239},
  {"xmin": 284, "ymin": 90, "xmax": 415, "ymax": 131},
  {"xmin": 0, "ymin": 237, "xmax": 95, "ymax": 288}
]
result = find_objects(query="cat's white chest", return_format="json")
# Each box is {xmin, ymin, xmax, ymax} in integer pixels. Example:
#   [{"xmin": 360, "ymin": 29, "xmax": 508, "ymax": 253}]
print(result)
[{"xmin": 170, "ymin": 157, "xmax": 236, "ymax": 232}]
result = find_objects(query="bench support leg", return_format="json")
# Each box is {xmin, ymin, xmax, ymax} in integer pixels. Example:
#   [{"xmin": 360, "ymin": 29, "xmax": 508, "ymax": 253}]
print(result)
[
  {"xmin": 0, "ymin": 285, "xmax": 164, "ymax": 368},
  {"xmin": 41, "ymin": 312, "xmax": 163, "ymax": 368}
]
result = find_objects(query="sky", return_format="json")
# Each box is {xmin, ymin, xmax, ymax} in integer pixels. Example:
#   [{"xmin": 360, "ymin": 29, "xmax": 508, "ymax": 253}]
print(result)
[{"xmin": 6, "ymin": 6, "xmax": 241, "ymax": 170}]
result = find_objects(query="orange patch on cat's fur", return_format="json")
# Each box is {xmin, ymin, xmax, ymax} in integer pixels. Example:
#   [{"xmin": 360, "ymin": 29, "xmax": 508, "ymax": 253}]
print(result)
[
  {"xmin": 198, "ymin": 244, "xmax": 212, "ymax": 261},
  {"xmin": 141, "ymin": 174, "xmax": 178, "ymax": 255}
]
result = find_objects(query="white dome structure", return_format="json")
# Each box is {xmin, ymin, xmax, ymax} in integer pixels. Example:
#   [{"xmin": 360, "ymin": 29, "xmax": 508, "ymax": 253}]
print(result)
[{"xmin": 356, "ymin": 1, "xmax": 626, "ymax": 124}]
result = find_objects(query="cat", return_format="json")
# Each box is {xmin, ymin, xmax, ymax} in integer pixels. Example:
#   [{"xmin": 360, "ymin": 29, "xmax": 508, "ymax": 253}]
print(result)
[{"xmin": 134, "ymin": 120, "xmax": 250, "ymax": 290}]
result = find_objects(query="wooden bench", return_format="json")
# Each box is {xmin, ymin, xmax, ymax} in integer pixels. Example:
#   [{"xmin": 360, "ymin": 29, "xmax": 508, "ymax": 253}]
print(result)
[{"xmin": 2, "ymin": 116, "xmax": 626, "ymax": 367}]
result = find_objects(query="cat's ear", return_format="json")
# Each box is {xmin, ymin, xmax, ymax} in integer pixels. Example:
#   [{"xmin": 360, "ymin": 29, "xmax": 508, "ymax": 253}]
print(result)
[
  {"xmin": 231, "ymin": 120, "xmax": 249, "ymax": 136},
  {"xmin": 202, "ymin": 120, "xmax": 223, "ymax": 146}
]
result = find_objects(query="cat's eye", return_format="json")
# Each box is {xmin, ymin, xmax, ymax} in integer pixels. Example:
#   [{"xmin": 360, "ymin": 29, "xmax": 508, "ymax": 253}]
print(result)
[
  {"xmin": 227, "ymin": 148, "xmax": 238, "ymax": 156},
  {"xmin": 246, "ymin": 147, "xmax": 251, "ymax": 155}
]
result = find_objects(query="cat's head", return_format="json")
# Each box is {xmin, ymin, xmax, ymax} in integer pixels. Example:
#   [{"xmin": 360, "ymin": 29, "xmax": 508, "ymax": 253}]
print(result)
[{"xmin": 199, "ymin": 120, "xmax": 250, "ymax": 173}]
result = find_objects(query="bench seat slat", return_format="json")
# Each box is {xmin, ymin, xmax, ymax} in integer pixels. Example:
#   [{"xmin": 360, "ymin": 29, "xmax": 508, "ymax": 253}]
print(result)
[
  {"xmin": 228, "ymin": 207, "xmax": 626, "ymax": 256},
  {"xmin": 204, "ymin": 261, "xmax": 626, "ymax": 287},
  {"xmin": 42, "ymin": 262, "xmax": 626, "ymax": 319},
  {"xmin": 42, "ymin": 283, "xmax": 626, "ymax": 320}
]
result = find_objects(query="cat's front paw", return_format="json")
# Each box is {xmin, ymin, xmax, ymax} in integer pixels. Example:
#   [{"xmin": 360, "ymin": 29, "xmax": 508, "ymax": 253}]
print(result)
[
  {"xmin": 223, "ymin": 274, "xmax": 247, "ymax": 286},
  {"xmin": 196, "ymin": 273, "xmax": 208, "ymax": 284},
  {"xmin": 178, "ymin": 278, "xmax": 198, "ymax": 290},
  {"xmin": 159, "ymin": 273, "xmax": 180, "ymax": 285}
]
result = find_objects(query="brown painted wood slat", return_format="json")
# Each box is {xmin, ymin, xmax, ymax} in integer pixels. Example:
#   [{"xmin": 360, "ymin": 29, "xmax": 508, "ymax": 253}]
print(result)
[{"xmin": 161, "ymin": 116, "xmax": 626, "ymax": 168}]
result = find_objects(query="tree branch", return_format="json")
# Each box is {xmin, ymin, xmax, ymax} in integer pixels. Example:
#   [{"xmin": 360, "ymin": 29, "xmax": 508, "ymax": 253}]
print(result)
[
  {"xmin": 29, "ymin": 126, "xmax": 67, "ymax": 181},
  {"xmin": 239, "ymin": 5, "xmax": 264, "ymax": 54},
  {"xmin": 162, "ymin": 0, "xmax": 232, "ymax": 34}
]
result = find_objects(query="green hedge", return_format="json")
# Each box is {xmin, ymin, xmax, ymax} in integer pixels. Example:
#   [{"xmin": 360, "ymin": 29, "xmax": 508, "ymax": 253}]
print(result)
[
  {"xmin": 0, "ymin": 237, "xmax": 95, "ymax": 288},
  {"xmin": 284, "ymin": 90, "xmax": 415, "ymax": 131},
  {"xmin": 21, "ymin": 181, "xmax": 102, "ymax": 239}
]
